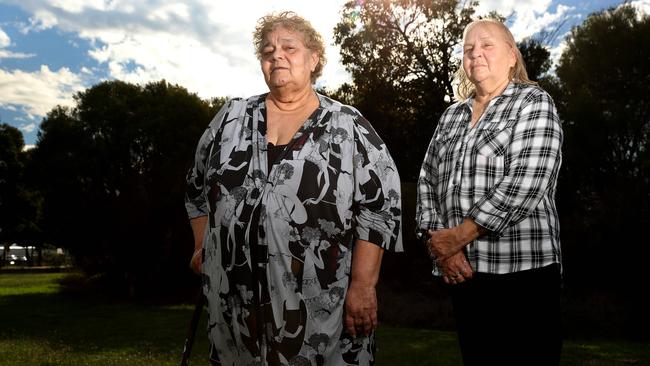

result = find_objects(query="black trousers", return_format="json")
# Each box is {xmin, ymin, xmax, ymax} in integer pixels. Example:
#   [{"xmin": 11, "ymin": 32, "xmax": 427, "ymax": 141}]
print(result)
[{"xmin": 449, "ymin": 264, "xmax": 562, "ymax": 366}]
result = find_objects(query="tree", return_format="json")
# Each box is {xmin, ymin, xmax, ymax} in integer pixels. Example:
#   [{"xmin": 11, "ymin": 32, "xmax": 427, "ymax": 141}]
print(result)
[
  {"xmin": 0, "ymin": 123, "xmax": 42, "ymax": 262},
  {"xmin": 0, "ymin": 123, "xmax": 25, "ymax": 243},
  {"xmin": 31, "ymin": 80, "xmax": 222, "ymax": 298},
  {"xmin": 552, "ymin": 4, "xmax": 650, "ymax": 300},
  {"xmin": 517, "ymin": 37, "xmax": 552, "ymax": 82},
  {"xmin": 334, "ymin": 0, "xmax": 477, "ymax": 182}
]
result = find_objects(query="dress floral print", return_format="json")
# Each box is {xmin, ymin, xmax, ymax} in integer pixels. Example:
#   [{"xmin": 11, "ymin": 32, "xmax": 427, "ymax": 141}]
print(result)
[{"xmin": 186, "ymin": 93, "xmax": 403, "ymax": 365}]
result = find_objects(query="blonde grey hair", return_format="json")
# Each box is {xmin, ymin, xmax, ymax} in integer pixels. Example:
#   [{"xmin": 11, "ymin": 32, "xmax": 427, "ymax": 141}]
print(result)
[
  {"xmin": 454, "ymin": 18, "xmax": 536, "ymax": 101},
  {"xmin": 253, "ymin": 11, "xmax": 326, "ymax": 84}
]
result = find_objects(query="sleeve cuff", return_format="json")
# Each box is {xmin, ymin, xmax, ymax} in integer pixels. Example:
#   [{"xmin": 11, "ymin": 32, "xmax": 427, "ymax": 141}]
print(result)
[
  {"xmin": 467, "ymin": 199, "xmax": 512, "ymax": 236},
  {"xmin": 185, "ymin": 201, "xmax": 208, "ymax": 220},
  {"xmin": 354, "ymin": 208, "xmax": 403, "ymax": 252}
]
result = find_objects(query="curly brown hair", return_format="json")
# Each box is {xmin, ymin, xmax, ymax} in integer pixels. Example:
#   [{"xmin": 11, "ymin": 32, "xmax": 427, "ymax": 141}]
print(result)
[{"xmin": 253, "ymin": 11, "xmax": 326, "ymax": 84}]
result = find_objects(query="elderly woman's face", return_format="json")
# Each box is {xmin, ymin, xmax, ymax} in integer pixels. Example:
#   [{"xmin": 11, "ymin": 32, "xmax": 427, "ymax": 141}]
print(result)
[
  {"xmin": 462, "ymin": 23, "xmax": 516, "ymax": 88},
  {"xmin": 260, "ymin": 26, "xmax": 318, "ymax": 91}
]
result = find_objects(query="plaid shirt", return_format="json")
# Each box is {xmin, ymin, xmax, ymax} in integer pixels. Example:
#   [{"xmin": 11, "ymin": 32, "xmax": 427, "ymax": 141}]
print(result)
[{"xmin": 416, "ymin": 83, "xmax": 563, "ymax": 275}]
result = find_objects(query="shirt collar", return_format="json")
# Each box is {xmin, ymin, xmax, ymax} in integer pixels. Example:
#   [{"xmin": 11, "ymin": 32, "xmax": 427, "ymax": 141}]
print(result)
[{"xmin": 461, "ymin": 81, "xmax": 517, "ymax": 108}]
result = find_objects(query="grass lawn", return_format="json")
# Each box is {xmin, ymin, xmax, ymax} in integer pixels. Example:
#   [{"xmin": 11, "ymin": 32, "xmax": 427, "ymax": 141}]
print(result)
[{"xmin": 1, "ymin": 271, "xmax": 649, "ymax": 366}]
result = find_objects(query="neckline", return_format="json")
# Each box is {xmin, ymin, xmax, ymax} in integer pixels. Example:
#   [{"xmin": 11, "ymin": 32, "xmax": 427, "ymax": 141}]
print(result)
[
  {"xmin": 268, "ymin": 141, "xmax": 288, "ymax": 148},
  {"xmin": 261, "ymin": 92, "xmax": 323, "ymax": 146}
]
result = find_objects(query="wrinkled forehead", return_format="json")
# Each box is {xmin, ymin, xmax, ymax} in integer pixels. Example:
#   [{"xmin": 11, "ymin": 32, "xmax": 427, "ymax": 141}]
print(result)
[
  {"xmin": 263, "ymin": 25, "xmax": 304, "ymax": 45},
  {"xmin": 463, "ymin": 22, "xmax": 508, "ymax": 43}
]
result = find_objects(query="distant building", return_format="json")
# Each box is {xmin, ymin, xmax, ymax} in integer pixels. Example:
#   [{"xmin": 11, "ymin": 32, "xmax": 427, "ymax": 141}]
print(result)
[
  {"xmin": 1, "ymin": 244, "xmax": 70, "ymax": 267},
  {"xmin": 2, "ymin": 244, "xmax": 32, "ymax": 266}
]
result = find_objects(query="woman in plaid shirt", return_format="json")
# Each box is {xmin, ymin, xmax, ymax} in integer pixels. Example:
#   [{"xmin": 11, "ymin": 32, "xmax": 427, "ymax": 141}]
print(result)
[{"xmin": 417, "ymin": 19, "xmax": 563, "ymax": 365}]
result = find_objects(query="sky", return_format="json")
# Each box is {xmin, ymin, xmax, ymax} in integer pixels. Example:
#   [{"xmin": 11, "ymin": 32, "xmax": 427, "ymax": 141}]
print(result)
[{"xmin": 0, "ymin": 0, "xmax": 648, "ymax": 146}]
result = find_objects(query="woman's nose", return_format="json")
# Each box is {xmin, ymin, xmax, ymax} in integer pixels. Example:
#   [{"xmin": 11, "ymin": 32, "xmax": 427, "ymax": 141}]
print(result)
[{"xmin": 272, "ymin": 48, "xmax": 284, "ymax": 60}]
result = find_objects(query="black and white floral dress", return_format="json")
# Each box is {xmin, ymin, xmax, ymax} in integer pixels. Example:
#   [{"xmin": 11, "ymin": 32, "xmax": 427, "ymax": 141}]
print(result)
[{"xmin": 186, "ymin": 93, "xmax": 402, "ymax": 365}]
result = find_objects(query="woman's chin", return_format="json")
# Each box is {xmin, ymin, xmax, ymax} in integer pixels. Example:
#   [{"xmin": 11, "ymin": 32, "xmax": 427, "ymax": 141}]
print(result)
[{"xmin": 270, "ymin": 77, "xmax": 290, "ymax": 88}]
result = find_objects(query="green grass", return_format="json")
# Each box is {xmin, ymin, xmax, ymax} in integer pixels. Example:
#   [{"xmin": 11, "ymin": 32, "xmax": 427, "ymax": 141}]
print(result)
[
  {"xmin": 0, "ymin": 271, "xmax": 649, "ymax": 366},
  {"xmin": 376, "ymin": 326, "xmax": 461, "ymax": 365},
  {"xmin": 0, "ymin": 272, "xmax": 63, "ymax": 296},
  {"xmin": 376, "ymin": 326, "xmax": 650, "ymax": 366},
  {"xmin": 0, "ymin": 271, "xmax": 212, "ymax": 366}
]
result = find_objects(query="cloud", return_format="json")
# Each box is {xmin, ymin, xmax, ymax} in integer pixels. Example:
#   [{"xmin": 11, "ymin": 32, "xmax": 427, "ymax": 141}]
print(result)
[
  {"xmin": 11, "ymin": 0, "xmax": 636, "ymax": 127},
  {"xmin": 548, "ymin": 34, "xmax": 570, "ymax": 72},
  {"xmin": 629, "ymin": 0, "xmax": 650, "ymax": 17},
  {"xmin": 5, "ymin": 0, "xmax": 351, "ymax": 100},
  {"xmin": 0, "ymin": 27, "xmax": 10, "ymax": 48},
  {"xmin": 19, "ymin": 122, "xmax": 38, "ymax": 133},
  {"xmin": 511, "ymin": 4, "xmax": 574, "ymax": 41},
  {"xmin": 6, "ymin": 0, "xmax": 585, "ymax": 119},
  {"xmin": 474, "ymin": 0, "xmax": 574, "ymax": 41},
  {"xmin": 472, "ymin": 0, "xmax": 582, "ymax": 76},
  {"xmin": 0, "ymin": 50, "xmax": 36, "ymax": 59},
  {"xmin": 47, "ymin": 0, "xmax": 112, "ymax": 14},
  {"xmin": 0, "ymin": 65, "xmax": 85, "ymax": 117},
  {"xmin": 546, "ymin": 1, "xmax": 650, "ymax": 71},
  {"xmin": 0, "ymin": 26, "xmax": 36, "ymax": 59}
]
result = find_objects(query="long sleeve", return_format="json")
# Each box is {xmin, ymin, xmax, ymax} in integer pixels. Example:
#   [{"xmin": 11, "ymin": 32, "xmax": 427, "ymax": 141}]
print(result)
[
  {"xmin": 467, "ymin": 91, "xmax": 563, "ymax": 235},
  {"xmin": 351, "ymin": 116, "xmax": 403, "ymax": 252},
  {"xmin": 416, "ymin": 123, "xmax": 446, "ymax": 232},
  {"xmin": 185, "ymin": 101, "xmax": 232, "ymax": 219}
]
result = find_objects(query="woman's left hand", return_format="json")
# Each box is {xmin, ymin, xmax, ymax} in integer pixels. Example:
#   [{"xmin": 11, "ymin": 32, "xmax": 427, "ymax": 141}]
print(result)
[
  {"xmin": 345, "ymin": 282, "xmax": 378, "ymax": 338},
  {"xmin": 439, "ymin": 251, "xmax": 473, "ymax": 285}
]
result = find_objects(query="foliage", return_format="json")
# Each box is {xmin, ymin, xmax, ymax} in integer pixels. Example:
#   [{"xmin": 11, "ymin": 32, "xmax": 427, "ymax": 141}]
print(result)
[
  {"xmin": 0, "ymin": 123, "xmax": 24, "ymax": 241},
  {"xmin": 0, "ymin": 124, "xmax": 42, "ymax": 249},
  {"xmin": 552, "ymin": 4, "xmax": 650, "ymax": 292},
  {"xmin": 29, "ymin": 80, "xmax": 222, "ymax": 298},
  {"xmin": 542, "ymin": 4, "xmax": 650, "ymax": 339},
  {"xmin": 0, "ymin": 0, "xmax": 647, "ymax": 342},
  {"xmin": 334, "ymin": 0, "xmax": 477, "ymax": 181},
  {"xmin": 332, "ymin": 3, "xmax": 563, "ymax": 334},
  {"xmin": 517, "ymin": 37, "xmax": 552, "ymax": 81},
  {"xmin": 333, "ymin": 0, "xmax": 650, "ymax": 338}
]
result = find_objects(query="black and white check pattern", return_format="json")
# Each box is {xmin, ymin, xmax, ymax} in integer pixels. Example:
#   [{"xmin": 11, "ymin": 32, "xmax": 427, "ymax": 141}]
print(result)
[{"xmin": 417, "ymin": 83, "xmax": 563, "ymax": 275}]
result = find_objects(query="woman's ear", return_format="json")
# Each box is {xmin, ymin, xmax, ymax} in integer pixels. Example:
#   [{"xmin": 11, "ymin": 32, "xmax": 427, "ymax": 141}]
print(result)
[
  {"xmin": 310, "ymin": 52, "xmax": 319, "ymax": 72},
  {"xmin": 509, "ymin": 47, "xmax": 517, "ymax": 69}
]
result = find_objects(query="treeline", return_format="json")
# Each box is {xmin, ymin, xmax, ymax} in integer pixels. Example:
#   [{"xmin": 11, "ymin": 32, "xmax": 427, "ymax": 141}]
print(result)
[
  {"xmin": 1, "ymin": 1, "xmax": 648, "ymax": 336},
  {"xmin": 1, "ymin": 81, "xmax": 225, "ymax": 299}
]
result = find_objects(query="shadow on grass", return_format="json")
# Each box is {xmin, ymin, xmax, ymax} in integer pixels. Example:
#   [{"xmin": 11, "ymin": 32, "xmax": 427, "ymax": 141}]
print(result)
[
  {"xmin": 0, "ymin": 288, "xmax": 211, "ymax": 364},
  {"xmin": 2, "ymin": 272, "xmax": 649, "ymax": 366}
]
